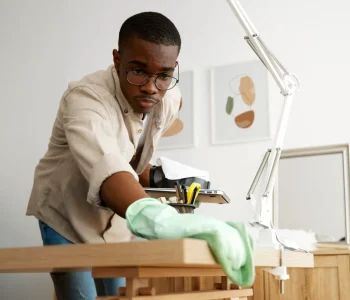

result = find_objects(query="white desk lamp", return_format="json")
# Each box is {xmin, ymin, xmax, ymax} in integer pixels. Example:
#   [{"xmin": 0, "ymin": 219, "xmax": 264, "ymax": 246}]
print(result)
[{"xmin": 226, "ymin": 0, "xmax": 300, "ymax": 249}]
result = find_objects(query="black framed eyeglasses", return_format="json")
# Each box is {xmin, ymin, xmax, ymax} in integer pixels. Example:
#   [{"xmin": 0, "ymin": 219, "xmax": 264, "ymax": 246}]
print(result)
[{"xmin": 119, "ymin": 60, "xmax": 179, "ymax": 91}]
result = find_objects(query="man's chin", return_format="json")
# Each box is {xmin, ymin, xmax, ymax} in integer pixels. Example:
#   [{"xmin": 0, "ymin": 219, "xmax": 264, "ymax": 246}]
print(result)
[
  {"xmin": 134, "ymin": 102, "xmax": 159, "ymax": 114},
  {"xmin": 132, "ymin": 105, "xmax": 150, "ymax": 113}
]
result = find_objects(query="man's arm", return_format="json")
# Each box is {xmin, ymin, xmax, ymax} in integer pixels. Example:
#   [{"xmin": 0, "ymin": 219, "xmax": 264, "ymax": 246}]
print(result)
[
  {"xmin": 100, "ymin": 172, "xmax": 149, "ymax": 218},
  {"xmin": 62, "ymin": 87, "xmax": 150, "ymax": 219},
  {"xmin": 138, "ymin": 164, "xmax": 152, "ymax": 188},
  {"xmin": 100, "ymin": 164, "xmax": 152, "ymax": 218}
]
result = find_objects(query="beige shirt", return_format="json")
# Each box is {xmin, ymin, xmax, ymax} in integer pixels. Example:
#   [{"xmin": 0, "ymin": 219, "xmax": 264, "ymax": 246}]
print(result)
[{"xmin": 26, "ymin": 65, "xmax": 181, "ymax": 244}]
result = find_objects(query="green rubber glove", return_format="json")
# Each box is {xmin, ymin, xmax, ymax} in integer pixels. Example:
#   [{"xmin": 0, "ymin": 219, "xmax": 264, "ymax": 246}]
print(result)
[{"xmin": 126, "ymin": 198, "xmax": 255, "ymax": 287}]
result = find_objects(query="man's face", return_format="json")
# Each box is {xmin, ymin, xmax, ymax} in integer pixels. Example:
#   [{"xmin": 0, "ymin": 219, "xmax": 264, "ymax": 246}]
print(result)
[{"xmin": 113, "ymin": 38, "xmax": 179, "ymax": 114}]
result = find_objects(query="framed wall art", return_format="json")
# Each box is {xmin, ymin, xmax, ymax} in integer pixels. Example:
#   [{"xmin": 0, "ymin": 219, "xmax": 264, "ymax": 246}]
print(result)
[{"xmin": 210, "ymin": 60, "xmax": 271, "ymax": 145}]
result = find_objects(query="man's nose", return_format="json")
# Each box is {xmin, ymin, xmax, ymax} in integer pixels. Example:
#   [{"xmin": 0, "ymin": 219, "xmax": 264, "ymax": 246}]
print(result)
[{"xmin": 140, "ymin": 77, "xmax": 158, "ymax": 94}]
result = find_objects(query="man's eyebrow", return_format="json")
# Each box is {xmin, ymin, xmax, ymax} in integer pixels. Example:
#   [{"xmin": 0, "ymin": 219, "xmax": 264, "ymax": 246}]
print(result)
[
  {"xmin": 128, "ymin": 60, "xmax": 147, "ymax": 67},
  {"xmin": 160, "ymin": 66, "xmax": 175, "ymax": 72},
  {"xmin": 128, "ymin": 60, "xmax": 175, "ymax": 72}
]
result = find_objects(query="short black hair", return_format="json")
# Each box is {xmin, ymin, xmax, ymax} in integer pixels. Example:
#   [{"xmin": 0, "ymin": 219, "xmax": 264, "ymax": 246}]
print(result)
[{"xmin": 118, "ymin": 12, "xmax": 181, "ymax": 53}]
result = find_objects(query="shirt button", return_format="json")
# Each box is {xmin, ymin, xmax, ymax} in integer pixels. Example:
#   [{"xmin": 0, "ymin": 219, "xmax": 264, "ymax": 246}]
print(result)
[
  {"xmin": 124, "ymin": 109, "xmax": 128, "ymax": 113},
  {"xmin": 138, "ymin": 129, "xmax": 142, "ymax": 134}
]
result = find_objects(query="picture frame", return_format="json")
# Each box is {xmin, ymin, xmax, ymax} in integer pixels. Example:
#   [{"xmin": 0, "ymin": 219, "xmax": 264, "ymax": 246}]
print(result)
[
  {"xmin": 273, "ymin": 143, "xmax": 350, "ymax": 245},
  {"xmin": 157, "ymin": 70, "xmax": 195, "ymax": 150},
  {"xmin": 210, "ymin": 60, "xmax": 271, "ymax": 145}
]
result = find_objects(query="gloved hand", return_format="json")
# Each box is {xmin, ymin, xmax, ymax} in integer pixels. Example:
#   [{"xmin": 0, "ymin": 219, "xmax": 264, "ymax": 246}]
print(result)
[{"xmin": 126, "ymin": 198, "xmax": 255, "ymax": 287}]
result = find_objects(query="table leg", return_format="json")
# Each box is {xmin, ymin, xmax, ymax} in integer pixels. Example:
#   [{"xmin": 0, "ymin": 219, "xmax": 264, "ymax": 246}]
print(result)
[{"xmin": 94, "ymin": 267, "xmax": 253, "ymax": 300}]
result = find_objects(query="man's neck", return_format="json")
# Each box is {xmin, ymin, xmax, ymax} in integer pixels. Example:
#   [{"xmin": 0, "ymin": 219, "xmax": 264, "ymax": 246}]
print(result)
[{"xmin": 142, "ymin": 113, "xmax": 150, "ymax": 121}]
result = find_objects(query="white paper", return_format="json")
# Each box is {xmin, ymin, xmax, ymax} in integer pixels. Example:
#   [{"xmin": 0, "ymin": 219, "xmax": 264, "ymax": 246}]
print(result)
[{"xmin": 156, "ymin": 157, "xmax": 210, "ymax": 181}]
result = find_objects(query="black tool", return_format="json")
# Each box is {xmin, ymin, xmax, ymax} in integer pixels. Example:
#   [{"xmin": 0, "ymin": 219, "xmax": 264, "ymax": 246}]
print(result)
[
  {"xmin": 190, "ymin": 186, "xmax": 199, "ymax": 204},
  {"xmin": 181, "ymin": 184, "xmax": 187, "ymax": 204}
]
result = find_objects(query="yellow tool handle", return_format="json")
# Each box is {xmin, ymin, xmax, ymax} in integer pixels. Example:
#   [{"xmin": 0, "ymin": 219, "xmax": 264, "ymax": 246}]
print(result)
[{"xmin": 186, "ymin": 183, "xmax": 201, "ymax": 204}]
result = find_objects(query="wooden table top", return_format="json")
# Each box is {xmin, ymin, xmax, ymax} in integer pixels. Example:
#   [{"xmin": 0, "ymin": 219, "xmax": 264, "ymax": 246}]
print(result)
[
  {"xmin": 0, "ymin": 238, "xmax": 314, "ymax": 273},
  {"xmin": 312, "ymin": 242, "xmax": 350, "ymax": 255},
  {"xmin": 313, "ymin": 249, "xmax": 350, "ymax": 255}
]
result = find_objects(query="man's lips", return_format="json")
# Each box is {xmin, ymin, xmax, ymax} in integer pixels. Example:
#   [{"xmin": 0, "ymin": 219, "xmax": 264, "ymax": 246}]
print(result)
[{"xmin": 137, "ymin": 97, "xmax": 159, "ymax": 108}]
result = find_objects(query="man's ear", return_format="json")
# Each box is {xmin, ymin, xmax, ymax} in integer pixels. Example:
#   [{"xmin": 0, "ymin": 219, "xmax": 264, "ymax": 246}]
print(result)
[
  {"xmin": 112, "ymin": 49, "xmax": 121, "ymax": 75},
  {"xmin": 112, "ymin": 49, "xmax": 120, "ymax": 65}
]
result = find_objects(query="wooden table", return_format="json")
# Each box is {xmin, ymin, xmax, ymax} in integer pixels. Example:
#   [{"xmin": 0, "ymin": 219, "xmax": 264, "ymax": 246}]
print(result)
[
  {"xmin": 259, "ymin": 247, "xmax": 350, "ymax": 300},
  {"xmin": 0, "ymin": 238, "xmax": 313, "ymax": 300}
]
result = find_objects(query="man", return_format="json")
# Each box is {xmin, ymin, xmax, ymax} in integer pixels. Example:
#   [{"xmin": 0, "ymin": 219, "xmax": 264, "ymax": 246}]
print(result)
[{"xmin": 26, "ymin": 11, "xmax": 182, "ymax": 299}]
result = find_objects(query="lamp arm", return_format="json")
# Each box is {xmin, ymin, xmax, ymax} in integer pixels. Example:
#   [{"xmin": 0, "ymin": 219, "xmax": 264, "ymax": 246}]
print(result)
[{"xmin": 226, "ymin": 0, "xmax": 300, "ymax": 227}]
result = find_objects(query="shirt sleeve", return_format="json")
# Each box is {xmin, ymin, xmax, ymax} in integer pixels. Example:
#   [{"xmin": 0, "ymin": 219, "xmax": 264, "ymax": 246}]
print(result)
[{"xmin": 61, "ymin": 86, "xmax": 138, "ymax": 207}]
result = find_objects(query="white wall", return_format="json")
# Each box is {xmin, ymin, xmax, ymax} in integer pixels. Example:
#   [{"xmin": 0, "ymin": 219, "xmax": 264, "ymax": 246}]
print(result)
[{"xmin": 1, "ymin": 0, "xmax": 349, "ymax": 298}]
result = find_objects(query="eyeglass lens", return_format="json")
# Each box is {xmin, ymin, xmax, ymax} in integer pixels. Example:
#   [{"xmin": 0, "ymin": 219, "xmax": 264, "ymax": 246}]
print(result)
[{"xmin": 127, "ymin": 71, "xmax": 177, "ymax": 90}]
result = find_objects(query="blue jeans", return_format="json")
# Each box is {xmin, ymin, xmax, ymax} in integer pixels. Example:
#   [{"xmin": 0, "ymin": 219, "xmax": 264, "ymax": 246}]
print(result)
[{"xmin": 39, "ymin": 220, "xmax": 125, "ymax": 300}]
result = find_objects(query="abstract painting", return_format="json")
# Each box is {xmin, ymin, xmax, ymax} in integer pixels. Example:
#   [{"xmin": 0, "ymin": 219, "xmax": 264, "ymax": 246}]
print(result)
[
  {"xmin": 210, "ymin": 60, "xmax": 270, "ymax": 145},
  {"xmin": 157, "ymin": 70, "xmax": 195, "ymax": 150}
]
